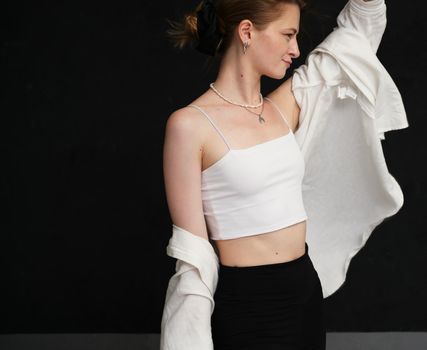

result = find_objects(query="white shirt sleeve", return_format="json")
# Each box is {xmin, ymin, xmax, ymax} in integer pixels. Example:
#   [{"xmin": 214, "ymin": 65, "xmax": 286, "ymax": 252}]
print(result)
[
  {"xmin": 160, "ymin": 260, "xmax": 215, "ymax": 350},
  {"xmin": 289, "ymin": 0, "xmax": 408, "ymax": 298},
  {"xmin": 160, "ymin": 225, "xmax": 219, "ymax": 350},
  {"xmin": 336, "ymin": 0, "xmax": 387, "ymax": 53}
]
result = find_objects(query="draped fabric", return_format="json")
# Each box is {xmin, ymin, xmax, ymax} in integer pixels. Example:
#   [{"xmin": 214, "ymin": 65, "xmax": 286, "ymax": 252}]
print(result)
[{"xmin": 291, "ymin": 1, "xmax": 408, "ymax": 298}]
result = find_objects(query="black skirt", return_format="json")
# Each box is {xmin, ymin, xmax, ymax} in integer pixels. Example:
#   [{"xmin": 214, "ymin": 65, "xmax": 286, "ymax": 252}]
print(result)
[{"xmin": 211, "ymin": 242, "xmax": 326, "ymax": 350}]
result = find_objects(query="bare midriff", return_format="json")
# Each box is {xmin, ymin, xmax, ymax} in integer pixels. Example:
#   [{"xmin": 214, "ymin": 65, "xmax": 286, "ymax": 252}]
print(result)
[{"xmin": 212, "ymin": 220, "xmax": 307, "ymax": 267}]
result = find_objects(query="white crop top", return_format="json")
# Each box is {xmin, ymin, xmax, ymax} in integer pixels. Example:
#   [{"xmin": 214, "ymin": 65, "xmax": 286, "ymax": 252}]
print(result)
[{"xmin": 188, "ymin": 97, "xmax": 308, "ymax": 241}]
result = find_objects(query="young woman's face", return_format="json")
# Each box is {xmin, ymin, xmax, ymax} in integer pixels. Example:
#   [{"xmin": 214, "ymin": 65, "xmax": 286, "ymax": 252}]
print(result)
[{"xmin": 250, "ymin": 4, "xmax": 301, "ymax": 79}]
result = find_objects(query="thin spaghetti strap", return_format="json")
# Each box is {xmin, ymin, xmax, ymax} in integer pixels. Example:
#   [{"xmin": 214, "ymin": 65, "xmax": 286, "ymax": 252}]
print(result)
[
  {"xmin": 187, "ymin": 104, "xmax": 232, "ymax": 150},
  {"xmin": 264, "ymin": 97, "xmax": 293, "ymax": 131}
]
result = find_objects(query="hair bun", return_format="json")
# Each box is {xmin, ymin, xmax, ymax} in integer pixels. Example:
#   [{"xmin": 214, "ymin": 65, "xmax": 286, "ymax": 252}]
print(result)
[{"xmin": 195, "ymin": 0, "xmax": 223, "ymax": 56}]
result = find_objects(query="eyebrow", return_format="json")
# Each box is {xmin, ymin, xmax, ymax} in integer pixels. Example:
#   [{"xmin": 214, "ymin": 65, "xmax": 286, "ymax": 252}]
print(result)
[{"xmin": 285, "ymin": 28, "xmax": 299, "ymax": 34}]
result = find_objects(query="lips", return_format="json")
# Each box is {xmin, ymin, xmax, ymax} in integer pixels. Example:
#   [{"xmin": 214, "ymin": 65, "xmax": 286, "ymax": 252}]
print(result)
[
  {"xmin": 282, "ymin": 60, "xmax": 291, "ymax": 68},
  {"xmin": 282, "ymin": 59, "xmax": 292, "ymax": 66}
]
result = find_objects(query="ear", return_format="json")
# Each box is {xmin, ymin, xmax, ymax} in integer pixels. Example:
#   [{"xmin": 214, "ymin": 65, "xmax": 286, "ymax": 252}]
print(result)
[{"xmin": 237, "ymin": 19, "xmax": 253, "ymax": 43}]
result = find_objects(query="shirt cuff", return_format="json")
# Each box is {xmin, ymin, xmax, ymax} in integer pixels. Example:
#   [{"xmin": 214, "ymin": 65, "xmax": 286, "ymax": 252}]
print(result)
[{"xmin": 350, "ymin": 0, "xmax": 386, "ymax": 16}]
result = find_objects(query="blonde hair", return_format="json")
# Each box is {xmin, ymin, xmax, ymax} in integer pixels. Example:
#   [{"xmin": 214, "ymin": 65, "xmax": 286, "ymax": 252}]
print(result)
[{"xmin": 165, "ymin": 0, "xmax": 308, "ymax": 59}]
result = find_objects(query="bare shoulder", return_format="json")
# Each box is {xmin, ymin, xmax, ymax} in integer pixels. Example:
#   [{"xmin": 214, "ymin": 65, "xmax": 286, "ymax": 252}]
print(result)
[
  {"xmin": 266, "ymin": 76, "xmax": 301, "ymax": 132},
  {"xmin": 164, "ymin": 87, "xmax": 217, "ymax": 152},
  {"xmin": 164, "ymin": 105, "xmax": 207, "ymax": 148},
  {"xmin": 166, "ymin": 105, "xmax": 204, "ymax": 132}
]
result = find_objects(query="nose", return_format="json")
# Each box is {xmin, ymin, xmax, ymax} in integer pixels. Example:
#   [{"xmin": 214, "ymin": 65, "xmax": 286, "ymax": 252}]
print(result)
[{"xmin": 289, "ymin": 39, "xmax": 300, "ymax": 59}]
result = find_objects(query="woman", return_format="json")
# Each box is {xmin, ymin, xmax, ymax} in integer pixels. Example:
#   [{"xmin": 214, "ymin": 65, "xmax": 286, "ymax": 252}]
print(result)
[{"xmin": 161, "ymin": 0, "xmax": 408, "ymax": 349}]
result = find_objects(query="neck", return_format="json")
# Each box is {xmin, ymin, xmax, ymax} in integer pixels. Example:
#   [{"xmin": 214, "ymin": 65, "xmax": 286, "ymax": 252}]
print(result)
[{"xmin": 213, "ymin": 44, "xmax": 262, "ymax": 105}]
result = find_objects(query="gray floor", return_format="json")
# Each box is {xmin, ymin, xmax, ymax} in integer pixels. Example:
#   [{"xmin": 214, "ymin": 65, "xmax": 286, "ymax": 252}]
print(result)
[{"xmin": 1, "ymin": 333, "xmax": 427, "ymax": 350}]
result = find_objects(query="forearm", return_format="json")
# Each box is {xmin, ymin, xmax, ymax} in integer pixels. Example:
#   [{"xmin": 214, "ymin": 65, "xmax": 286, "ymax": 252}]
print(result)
[
  {"xmin": 160, "ymin": 261, "xmax": 215, "ymax": 350},
  {"xmin": 336, "ymin": 0, "xmax": 387, "ymax": 53},
  {"xmin": 160, "ymin": 225, "xmax": 219, "ymax": 350}
]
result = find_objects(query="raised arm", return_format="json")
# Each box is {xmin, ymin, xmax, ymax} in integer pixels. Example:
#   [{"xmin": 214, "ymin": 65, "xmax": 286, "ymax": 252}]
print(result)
[
  {"xmin": 336, "ymin": 0, "xmax": 387, "ymax": 54},
  {"xmin": 269, "ymin": 0, "xmax": 387, "ymax": 132}
]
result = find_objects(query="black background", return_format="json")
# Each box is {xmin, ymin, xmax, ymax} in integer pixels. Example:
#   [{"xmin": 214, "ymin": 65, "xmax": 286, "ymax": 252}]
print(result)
[{"xmin": 2, "ymin": 0, "xmax": 426, "ymax": 333}]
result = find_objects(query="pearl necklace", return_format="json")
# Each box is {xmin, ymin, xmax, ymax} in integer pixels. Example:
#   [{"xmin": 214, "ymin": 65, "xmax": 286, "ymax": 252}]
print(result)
[{"xmin": 209, "ymin": 82, "xmax": 266, "ymax": 124}]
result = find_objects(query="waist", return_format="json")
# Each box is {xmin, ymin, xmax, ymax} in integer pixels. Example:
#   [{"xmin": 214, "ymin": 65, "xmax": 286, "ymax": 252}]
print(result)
[{"xmin": 213, "ymin": 220, "xmax": 306, "ymax": 267}]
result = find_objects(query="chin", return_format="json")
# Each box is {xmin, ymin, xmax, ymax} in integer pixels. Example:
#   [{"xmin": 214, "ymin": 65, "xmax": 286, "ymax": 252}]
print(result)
[{"xmin": 266, "ymin": 69, "xmax": 287, "ymax": 80}]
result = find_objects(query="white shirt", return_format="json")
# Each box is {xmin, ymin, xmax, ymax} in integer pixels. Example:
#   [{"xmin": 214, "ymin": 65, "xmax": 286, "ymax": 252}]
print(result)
[{"xmin": 160, "ymin": 1, "xmax": 409, "ymax": 349}]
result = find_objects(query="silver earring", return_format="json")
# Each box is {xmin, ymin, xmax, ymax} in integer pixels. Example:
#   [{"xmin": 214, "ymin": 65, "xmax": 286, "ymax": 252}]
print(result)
[{"xmin": 243, "ymin": 41, "xmax": 249, "ymax": 54}]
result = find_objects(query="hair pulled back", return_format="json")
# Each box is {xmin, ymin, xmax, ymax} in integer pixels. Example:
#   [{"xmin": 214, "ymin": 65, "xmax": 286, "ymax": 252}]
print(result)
[{"xmin": 165, "ymin": 0, "xmax": 307, "ymax": 59}]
